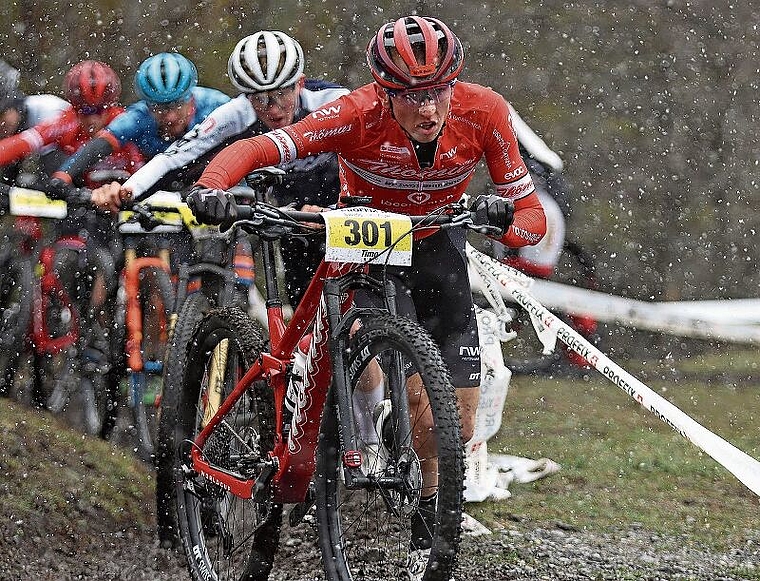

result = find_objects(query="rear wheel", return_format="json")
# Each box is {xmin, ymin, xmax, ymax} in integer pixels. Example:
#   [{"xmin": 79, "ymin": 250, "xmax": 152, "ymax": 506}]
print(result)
[
  {"xmin": 174, "ymin": 307, "xmax": 281, "ymax": 581},
  {"xmin": 315, "ymin": 313, "xmax": 464, "ymax": 581}
]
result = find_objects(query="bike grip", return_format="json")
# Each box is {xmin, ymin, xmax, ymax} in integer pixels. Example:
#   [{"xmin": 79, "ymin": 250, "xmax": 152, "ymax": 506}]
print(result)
[
  {"xmin": 236, "ymin": 203, "xmax": 253, "ymax": 220},
  {"xmin": 66, "ymin": 188, "xmax": 93, "ymax": 207}
]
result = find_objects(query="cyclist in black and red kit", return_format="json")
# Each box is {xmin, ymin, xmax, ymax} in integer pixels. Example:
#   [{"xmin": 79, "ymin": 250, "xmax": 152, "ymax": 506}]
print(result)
[
  {"xmin": 0, "ymin": 60, "xmax": 70, "ymax": 187},
  {"xmin": 188, "ymin": 16, "xmax": 546, "ymax": 579}
]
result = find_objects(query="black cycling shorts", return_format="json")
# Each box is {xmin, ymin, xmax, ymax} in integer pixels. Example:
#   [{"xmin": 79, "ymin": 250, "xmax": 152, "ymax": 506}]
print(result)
[{"xmin": 357, "ymin": 227, "xmax": 481, "ymax": 388}]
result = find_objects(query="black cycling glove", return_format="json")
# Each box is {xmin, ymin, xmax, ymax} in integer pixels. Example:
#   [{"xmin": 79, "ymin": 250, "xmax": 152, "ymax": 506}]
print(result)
[
  {"xmin": 46, "ymin": 176, "xmax": 75, "ymax": 201},
  {"xmin": 469, "ymin": 194, "xmax": 515, "ymax": 236},
  {"xmin": 187, "ymin": 187, "xmax": 237, "ymax": 231}
]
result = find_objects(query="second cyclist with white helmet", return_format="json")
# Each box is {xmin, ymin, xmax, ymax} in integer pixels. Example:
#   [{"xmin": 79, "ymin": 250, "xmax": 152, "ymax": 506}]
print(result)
[{"xmin": 91, "ymin": 31, "xmax": 349, "ymax": 306}]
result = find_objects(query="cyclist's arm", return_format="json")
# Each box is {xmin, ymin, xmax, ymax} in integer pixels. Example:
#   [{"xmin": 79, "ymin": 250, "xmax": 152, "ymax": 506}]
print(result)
[
  {"xmin": 0, "ymin": 109, "xmax": 76, "ymax": 166},
  {"xmin": 125, "ymin": 96, "xmax": 256, "ymax": 201},
  {"xmin": 52, "ymin": 135, "xmax": 114, "ymax": 184},
  {"xmin": 197, "ymin": 94, "xmax": 357, "ymax": 190},
  {"xmin": 484, "ymin": 93, "xmax": 546, "ymax": 248}
]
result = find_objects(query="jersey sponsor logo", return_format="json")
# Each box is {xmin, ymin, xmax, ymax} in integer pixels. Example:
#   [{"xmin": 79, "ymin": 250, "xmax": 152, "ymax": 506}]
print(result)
[
  {"xmin": 491, "ymin": 128, "xmax": 515, "ymax": 168},
  {"xmin": 352, "ymin": 159, "xmax": 478, "ymax": 182},
  {"xmin": 448, "ymin": 113, "xmax": 482, "ymax": 131},
  {"xmin": 497, "ymin": 174, "xmax": 534, "ymax": 199},
  {"xmin": 302, "ymin": 124, "xmax": 352, "ymax": 142},
  {"xmin": 380, "ymin": 143, "xmax": 411, "ymax": 157},
  {"xmin": 504, "ymin": 166, "xmax": 526, "ymax": 181},
  {"xmin": 199, "ymin": 117, "xmax": 217, "ymax": 134},
  {"xmin": 344, "ymin": 159, "xmax": 475, "ymax": 192},
  {"xmin": 267, "ymin": 129, "xmax": 297, "ymax": 163},
  {"xmin": 459, "ymin": 345, "xmax": 481, "ymax": 357},
  {"xmin": 377, "ymin": 192, "xmax": 459, "ymax": 210},
  {"xmin": 408, "ymin": 191, "xmax": 431, "ymax": 204},
  {"xmin": 311, "ymin": 105, "xmax": 342, "ymax": 119},
  {"xmin": 440, "ymin": 146, "xmax": 457, "ymax": 161},
  {"xmin": 512, "ymin": 225, "xmax": 543, "ymax": 244}
]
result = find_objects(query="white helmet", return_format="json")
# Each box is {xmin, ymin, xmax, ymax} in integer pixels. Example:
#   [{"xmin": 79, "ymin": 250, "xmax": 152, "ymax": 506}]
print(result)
[{"xmin": 228, "ymin": 31, "xmax": 304, "ymax": 93}]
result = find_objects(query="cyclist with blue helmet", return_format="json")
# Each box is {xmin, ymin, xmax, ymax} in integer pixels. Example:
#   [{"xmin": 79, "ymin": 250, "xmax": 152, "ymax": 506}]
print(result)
[{"xmin": 50, "ymin": 52, "xmax": 228, "ymax": 190}]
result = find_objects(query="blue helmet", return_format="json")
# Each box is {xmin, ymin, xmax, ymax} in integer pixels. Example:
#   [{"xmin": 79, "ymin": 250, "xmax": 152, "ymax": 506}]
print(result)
[{"xmin": 134, "ymin": 52, "xmax": 198, "ymax": 104}]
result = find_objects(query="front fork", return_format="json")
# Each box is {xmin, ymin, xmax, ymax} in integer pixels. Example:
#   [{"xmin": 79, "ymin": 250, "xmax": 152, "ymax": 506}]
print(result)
[{"xmin": 323, "ymin": 274, "xmax": 412, "ymax": 489}]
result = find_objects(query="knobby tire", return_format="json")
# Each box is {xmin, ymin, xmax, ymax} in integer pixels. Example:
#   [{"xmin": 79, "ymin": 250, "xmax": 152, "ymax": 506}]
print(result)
[
  {"xmin": 174, "ymin": 307, "xmax": 281, "ymax": 581},
  {"xmin": 315, "ymin": 312, "xmax": 464, "ymax": 581}
]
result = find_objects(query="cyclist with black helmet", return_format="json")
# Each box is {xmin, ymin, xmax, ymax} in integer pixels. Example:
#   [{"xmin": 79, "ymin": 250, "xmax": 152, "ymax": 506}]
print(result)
[
  {"xmin": 49, "ymin": 52, "xmax": 228, "ymax": 191},
  {"xmin": 188, "ymin": 16, "xmax": 546, "ymax": 579},
  {"xmin": 0, "ymin": 59, "xmax": 70, "ymax": 185},
  {"xmin": 91, "ymin": 31, "xmax": 348, "ymax": 307}
]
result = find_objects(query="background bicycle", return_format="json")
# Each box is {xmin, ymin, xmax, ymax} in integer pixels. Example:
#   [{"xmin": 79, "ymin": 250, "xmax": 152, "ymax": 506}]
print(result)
[
  {"xmin": 105, "ymin": 193, "xmax": 185, "ymax": 461},
  {"xmin": 0, "ymin": 184, "xmax": 119, "ymax": 436},
  {"xmin": 152, "ymin": 188, "xmax": 255, "ymax": 547}
]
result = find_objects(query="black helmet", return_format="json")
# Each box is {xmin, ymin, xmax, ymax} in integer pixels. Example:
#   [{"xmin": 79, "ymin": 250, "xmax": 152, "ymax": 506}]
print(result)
[{"xmin": 0, "ymin": 60, "xmax": 25, "ymax": 112}]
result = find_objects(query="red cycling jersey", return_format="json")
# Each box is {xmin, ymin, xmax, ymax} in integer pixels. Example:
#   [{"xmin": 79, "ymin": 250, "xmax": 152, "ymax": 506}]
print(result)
[
  {"xmin": 0, "ymin": 106, "xmax": 144, "ymax": 184},
  {"xmin": 198, "ymin": 82, "xmax": 545, "ymax": 247}
]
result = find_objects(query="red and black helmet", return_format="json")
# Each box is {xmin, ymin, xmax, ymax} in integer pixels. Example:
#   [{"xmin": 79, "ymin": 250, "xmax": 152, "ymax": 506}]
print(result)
[
  {"xmin": 366, "ymin": 16, "xmax": 464, "ymax": 90},
  {"xmin": 63, "ymin": 60, "xmax": 121, "ymax": 112}
]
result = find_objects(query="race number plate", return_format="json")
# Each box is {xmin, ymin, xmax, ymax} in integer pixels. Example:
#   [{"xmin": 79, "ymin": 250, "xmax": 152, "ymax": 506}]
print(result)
[
  {"xmin": 9, "ymin": 187, "xmax": 67, "ymax": 218},
  {"xmin": 324, "ymin": 207, "xmax": 413, "ymax": 266}
]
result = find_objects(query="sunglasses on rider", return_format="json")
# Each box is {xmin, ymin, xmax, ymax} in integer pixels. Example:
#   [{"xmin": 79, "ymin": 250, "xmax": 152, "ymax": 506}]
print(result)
[
  {"xmin": 385, "ymin": 81, "xmax": 455, "ymax": 108},
  {"xmin": 75, "ymin": 104, "xmax": 109, "ymax": 116},
  {"xmin": 149, "ymin": 98, "xmax": 190, "ymax": 114},
  {"xmin": 247, "ymin": 85, "xmax": 297, "ymax": 109}
]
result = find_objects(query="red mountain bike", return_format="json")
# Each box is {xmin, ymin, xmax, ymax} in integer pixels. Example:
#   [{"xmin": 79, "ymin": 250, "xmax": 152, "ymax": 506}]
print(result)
[{"xmin": 167, "ymin": 169, "xmax": 481, "ymax": 581}]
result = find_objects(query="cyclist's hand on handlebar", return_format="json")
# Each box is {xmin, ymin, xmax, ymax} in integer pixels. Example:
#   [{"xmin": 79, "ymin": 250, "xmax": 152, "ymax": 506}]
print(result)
[
  {"xmin": 187, "ymin": 186, "xmax": 237, "ymax": 231},
  {"xmin": 300, "ymin": 203, "xmax": 326, "ymax": 229},
  {"xmin": 92, "ymin": 182, "xmax": 131, "ymax": 213},
  {"xmin": 46, "ymin": 176, "xmax": 75, "ymax": 201},
  {"xmin": 469, "ymin": 194, "xmax": 515, "ymax": 236}
]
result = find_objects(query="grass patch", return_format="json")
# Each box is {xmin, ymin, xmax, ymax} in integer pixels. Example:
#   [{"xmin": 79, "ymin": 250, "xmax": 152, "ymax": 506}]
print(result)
[
  {"xmin": 469, "ymin": 369, "xmax": 760, "ymax": 549},
  {"xmin": 0, "ymin": 399, "xmax": 156, "ymax": 537}
]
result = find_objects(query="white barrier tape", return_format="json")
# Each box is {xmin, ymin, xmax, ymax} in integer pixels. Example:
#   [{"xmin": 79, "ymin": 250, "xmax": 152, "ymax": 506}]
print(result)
[
  {"xmin": 527, "ymin": 278, "xmax": 760, "ymax": 343},
  {"xmin": 466, "ymin": 247, "xmax": 760, "ymax": 498}
]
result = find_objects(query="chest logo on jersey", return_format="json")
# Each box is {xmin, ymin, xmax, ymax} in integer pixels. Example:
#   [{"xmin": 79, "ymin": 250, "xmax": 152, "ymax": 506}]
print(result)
[
  {"xmin": 380, "ymin": 144, "xmax": 411, "ymax": 158},
  {"xmin": 311, "ymin": 105, "xmax": 342, "ymax": 120},
  {"xmin": 408, "ymin": 191, "xmax": 431, "ymax": 205},
  {"xmin": 440, "ymin": 146, "xmax": 457, "ymax": 161}
]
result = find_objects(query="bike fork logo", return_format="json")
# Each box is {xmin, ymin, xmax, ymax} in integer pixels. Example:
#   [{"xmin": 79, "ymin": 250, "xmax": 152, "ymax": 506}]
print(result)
[
  {"xmin": 192, "ymin": 545, "xmax": 213, "ymax": 581},
  {"xmin": 288, "ymin": 297, "xmax": 328, "ymax": 453}
]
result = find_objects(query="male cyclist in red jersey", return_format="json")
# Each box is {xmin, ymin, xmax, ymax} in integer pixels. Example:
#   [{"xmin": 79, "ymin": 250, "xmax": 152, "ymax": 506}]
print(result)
[{"xmin": 188, "ymin": 16, "xmax": 546, "ymax": 578}]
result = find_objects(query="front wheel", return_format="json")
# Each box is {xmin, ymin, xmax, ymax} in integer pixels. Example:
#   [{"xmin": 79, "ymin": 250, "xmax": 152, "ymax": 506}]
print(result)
[
  {"xmin": 156, "ymin": 290, "xmax": 212, "ymax": 547},
  {"xmin": 130, "ymin": 265, "xmax": 175, "ymax": 461},
  {"xmin": 315, "ymin": 313, "xmax": 464, "ymax": 581},
  {"xmin": 174, "ymin": 307, "xmax": 281, "ymax": 581}
]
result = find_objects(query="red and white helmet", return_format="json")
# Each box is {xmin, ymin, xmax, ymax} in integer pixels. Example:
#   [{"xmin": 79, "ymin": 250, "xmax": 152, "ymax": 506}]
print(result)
[
  {"xmin": 64, "ymin": 60, "xmax": 121, "ymax": 112},
  {"xmin": 366, "ymin": 16, "xmax": 464, "ymax": 90}
]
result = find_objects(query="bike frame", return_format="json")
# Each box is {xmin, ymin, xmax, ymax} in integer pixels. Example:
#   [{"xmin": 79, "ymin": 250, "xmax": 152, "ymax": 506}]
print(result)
[
  {"xmin": 31, "ymin": 237, "xmax": 86, "ymax": 355},
  {"xmin": 190, "ymin": 257, "xmax": 351, "ymax": 503},
  {"xmin": 189, "ymin": 210, "xmax": 407, "ymax": 504}
]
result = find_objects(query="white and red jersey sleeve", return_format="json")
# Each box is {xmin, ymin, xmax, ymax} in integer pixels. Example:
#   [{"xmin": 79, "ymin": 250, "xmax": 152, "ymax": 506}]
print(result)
[{"xmin": 0, "ymin": 108, "xmax": 79, "ymax": 166}]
